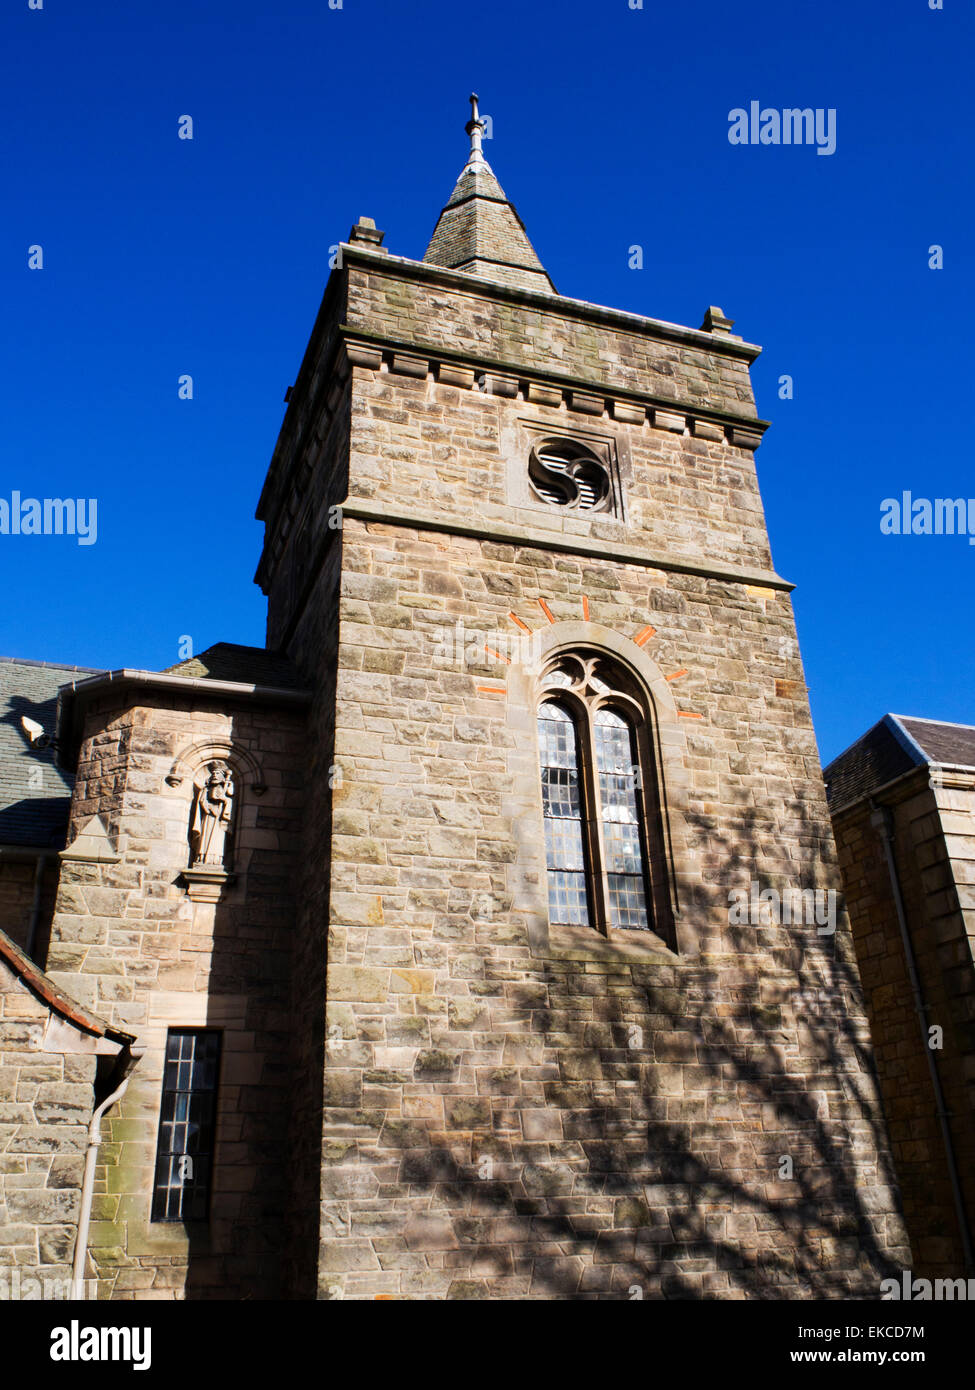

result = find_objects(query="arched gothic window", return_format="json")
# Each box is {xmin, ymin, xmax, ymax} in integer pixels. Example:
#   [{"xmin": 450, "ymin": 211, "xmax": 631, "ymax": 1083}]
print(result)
[{"xmin": 536, "ymin": 650, "xmax": 674, "ymax": 943}]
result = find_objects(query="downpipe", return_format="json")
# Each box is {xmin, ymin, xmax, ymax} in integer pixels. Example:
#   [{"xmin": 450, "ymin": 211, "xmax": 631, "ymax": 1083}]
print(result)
[{"xmin": 70, "ymin": 1075, "xmax": 131, "ymax": 1300}]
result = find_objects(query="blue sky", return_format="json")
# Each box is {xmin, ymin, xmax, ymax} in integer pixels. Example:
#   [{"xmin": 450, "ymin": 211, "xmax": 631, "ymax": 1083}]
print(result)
[{"xmin": 1, "ymin": 0, "xmax": 970, "ymax": 764}]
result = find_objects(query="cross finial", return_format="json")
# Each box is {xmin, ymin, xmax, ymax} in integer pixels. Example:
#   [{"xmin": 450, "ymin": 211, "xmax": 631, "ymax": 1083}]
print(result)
[{"xmin": 465, "ymin": 91, "xmax": 487, "ymax": 167}]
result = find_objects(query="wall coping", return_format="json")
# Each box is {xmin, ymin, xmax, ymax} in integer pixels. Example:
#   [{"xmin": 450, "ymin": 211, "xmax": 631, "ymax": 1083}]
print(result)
[{"xmin": 340, "ymin": 242, "xmax": 764, "ymax": 364}]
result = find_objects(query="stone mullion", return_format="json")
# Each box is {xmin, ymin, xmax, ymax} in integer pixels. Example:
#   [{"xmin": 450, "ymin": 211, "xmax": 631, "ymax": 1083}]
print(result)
[
  {"xmin": 579, "ymin": 699, "xmax": 613, "ymax": 937},
  {"xmin": 630, "ymin": 717, "xmax": 666, "ymax": 938}
]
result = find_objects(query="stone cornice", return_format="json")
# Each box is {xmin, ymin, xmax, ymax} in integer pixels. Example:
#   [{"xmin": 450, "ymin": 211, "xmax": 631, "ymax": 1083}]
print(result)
[
  {"xmin": 340, "ymin": 329, "xmax": 771, "ymax": 436},
  {"xmin": 340, "ymin": 498, "xmax": 795, "ymax": 592},
  {"xmin": 930, "ymin": 766, "xmax": 975, "ymax": 792}
]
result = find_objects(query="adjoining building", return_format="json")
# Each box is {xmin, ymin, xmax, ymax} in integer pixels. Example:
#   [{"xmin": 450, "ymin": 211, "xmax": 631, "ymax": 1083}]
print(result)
[{"xmin": 826, "ymin": 715, "xmax": 975, "ymax": 1280}]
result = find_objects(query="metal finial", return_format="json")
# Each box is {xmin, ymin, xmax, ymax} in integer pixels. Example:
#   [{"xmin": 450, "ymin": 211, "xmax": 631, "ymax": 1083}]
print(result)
[{"xmin": 465, "ymin": 92, "xmax": 486, "ymax": 166}]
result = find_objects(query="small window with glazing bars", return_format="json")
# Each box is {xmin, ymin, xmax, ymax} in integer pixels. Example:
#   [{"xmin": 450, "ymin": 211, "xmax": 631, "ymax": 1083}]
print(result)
[{"xmin": 151, "ymin": 1029, "xmax": 221, "ymax": 1222}]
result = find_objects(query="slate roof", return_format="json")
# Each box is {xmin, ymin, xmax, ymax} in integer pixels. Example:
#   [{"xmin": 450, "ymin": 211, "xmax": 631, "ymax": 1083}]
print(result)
[
  {"xmin": 423, "ymin": 155, "xmax": 556, "ymax": 294},
  {"xmin": 162, "ymin": 642, "xmax": 305, "ymax": 690},
  {"xmin": 897, "ymin": 717, "xmax": 975, "ymax": 769},
  {"xmin": 0, "ymin": 657, "xmax": 101, "ymax": 849},
  {"xmin": 824, "ymin": 714, "xmax": 975, "ymax": 813}
]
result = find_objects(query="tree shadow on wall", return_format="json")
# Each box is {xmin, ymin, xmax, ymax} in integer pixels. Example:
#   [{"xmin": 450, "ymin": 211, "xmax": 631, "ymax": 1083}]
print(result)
[{"xmin": 368, "ymin": 795, "xmax": 907, "ymax": 1300}]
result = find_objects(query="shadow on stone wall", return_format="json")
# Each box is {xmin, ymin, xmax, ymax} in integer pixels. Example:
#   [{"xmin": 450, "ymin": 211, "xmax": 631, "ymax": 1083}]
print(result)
[
  {"xmin": 172, "ymin": 710, "xmax": 303, "ymax": 1301},
  {"xmin": 364, "ymin": 797, "xmax": 907, "ymax": 1300}
]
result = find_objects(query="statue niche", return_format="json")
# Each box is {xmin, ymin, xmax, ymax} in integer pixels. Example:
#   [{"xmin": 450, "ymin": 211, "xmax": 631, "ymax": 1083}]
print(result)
[
  {"xmin": 189, "ymin": 761, "xmax": 236, "ymax": 869},
  {"xmin": 179, "ymin": 759, "xmax": 238, "ymax": 900}
]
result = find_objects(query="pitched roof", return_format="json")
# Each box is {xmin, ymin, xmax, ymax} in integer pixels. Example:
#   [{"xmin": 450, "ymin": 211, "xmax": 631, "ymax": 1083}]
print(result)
[
  {"xmin": 824, "ymin": 714, "xmax": 975, "ymax": 812},
  {"xmin": 0, "ymin": 657, "xmax": 101, "ymax": 849},
  {"xmin": 162, "ymin": 642, "xmax": 305, "ymax": 689},
  {"xmin": 423, "ymin": 155, "xmax": 556, "ymax": 294}
]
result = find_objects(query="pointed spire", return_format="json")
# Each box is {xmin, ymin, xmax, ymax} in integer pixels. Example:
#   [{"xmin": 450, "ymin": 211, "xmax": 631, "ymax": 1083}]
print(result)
[{"xmin": 423, "ymin": 95, "xmax": 556, "ymax": 294}]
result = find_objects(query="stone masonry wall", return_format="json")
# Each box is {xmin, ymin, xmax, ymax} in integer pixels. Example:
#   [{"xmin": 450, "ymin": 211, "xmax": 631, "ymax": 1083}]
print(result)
[
  {"xmin": 259, "ymin": 383, "xmax": 348, "ymax": 1297},
  {"xmin": 342, "ymin": 355, "xmax": 773, "ymax": 581},
  {"xmin": 0, "ymin": 961, "xmax": 93, "ymax": 1298},
  {"xmin": 314, "ymin": 517, "xmax": 908, "ymax": 1298},
  {"xmin": 44, "ymin": 693, "xmax": 305, "ymax": 1299}
]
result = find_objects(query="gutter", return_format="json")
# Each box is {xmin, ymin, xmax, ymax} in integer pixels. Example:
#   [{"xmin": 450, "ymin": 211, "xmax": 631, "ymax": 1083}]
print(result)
[
  {"xmin": 870, "ymin": 801, "xmax": 975, "ymax": 1272},
  {"xmin": 828, "ymin": 763, "xmax": 930, "ymax": 821},
  {"xmin": 59, "ymin": 667, "xmax": 312, "ymax": 704},
  {"xmin": 55, "ymin": 668, "xmax": 311, "ymax": 771},
  {"xmin": 829, "ymin": 760, "xmax": 975, "ymax": 822}
]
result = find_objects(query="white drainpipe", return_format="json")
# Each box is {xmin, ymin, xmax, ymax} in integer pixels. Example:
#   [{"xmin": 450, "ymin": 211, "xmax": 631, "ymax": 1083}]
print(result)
[{"xmin": 71, "ymin": 1076, "xmax": 130, "ymax": 1300}]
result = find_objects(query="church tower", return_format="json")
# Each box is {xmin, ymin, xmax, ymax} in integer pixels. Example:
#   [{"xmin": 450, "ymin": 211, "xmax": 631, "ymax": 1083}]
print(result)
[{"xmin": 256, "ymin": 99, "xmax": 909, "ymax": 1299}]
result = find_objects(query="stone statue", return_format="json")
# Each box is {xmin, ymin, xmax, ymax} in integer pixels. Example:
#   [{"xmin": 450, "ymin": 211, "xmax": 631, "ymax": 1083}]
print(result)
[{"xmin": 189, "ymin": 761, "xmax": 235, "ymax": 868}]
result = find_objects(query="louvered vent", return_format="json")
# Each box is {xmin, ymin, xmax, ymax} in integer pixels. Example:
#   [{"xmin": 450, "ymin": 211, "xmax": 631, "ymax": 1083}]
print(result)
[{"xmin": 529, "ymin": 439, "xmax": 610, "ymax": 513}]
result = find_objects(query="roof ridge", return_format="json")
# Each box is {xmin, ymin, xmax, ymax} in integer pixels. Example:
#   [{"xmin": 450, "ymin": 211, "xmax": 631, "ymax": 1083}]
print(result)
[
  {"xmin": 0, "ymin": 655, "xmax": 103, "ymax": 673},
  {"xmin": 892, "ymin": 713, "xmax": 975, "ymax": 732}
]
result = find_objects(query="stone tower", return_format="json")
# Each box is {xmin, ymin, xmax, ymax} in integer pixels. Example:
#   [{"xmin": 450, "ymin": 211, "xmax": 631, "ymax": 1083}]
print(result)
[{"xmin": 254, "ymin": 98, "xmax": 909, "ymax": 1299}]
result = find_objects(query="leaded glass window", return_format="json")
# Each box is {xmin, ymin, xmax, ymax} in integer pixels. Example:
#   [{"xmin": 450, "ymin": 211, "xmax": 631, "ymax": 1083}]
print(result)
[
  {"xmin": 594, "ymin": 708, "xmax": 650, "ymax": 929},
  {"xmin": 535, "ymin": 651, "xmax": 672, "ymax": 943},
  {"xmin": 151, "ymin": 1029, "xmax": 221, "ymax": 1222},
  {"xmin": 538, "ymin": 701, "xmax": 590, "ymax": 925}
]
